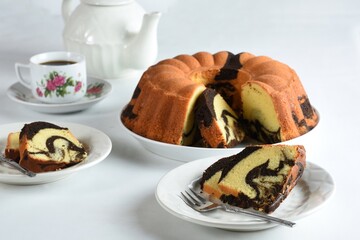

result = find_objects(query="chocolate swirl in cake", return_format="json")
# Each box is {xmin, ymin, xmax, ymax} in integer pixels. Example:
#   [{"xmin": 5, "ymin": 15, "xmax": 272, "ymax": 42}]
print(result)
[
  {"xmin": 200, "ymin": 146, "xmax": 261, "ymax": 186},
  {"xmin": 215, "ymin": 52, "xmax": 243, "ymax": 80},
  {"xmin": 195, "ymin": 88, "xmax": 244, "ymax": 148},
  {"xmin": 221, "ymin": 158, "xmax": 305, "ymax": 213},
  {"xmin": 207, "ymin": 82, "xmax": 236, "ymax": 107},
  {"xmin": 48, "ymin": 136, "xmax": 86, "ymax": 158},
  {"xmin": 20, "ymin": 121, "xmax": 66, "ymax": 139},
  {"xmin": 242, "ymin": 119, "xmax": 281, "ymax": 143}
]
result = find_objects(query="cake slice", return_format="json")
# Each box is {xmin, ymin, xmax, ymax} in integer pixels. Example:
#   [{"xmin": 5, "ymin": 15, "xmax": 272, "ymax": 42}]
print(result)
[
  {"xmin": 195, "ymin": 88, "xmax": 245, "ymax": 148},
  {"xmin": 200, "ymin": 145, "xmax": 306, "ymax": 213},
  {"xmin": 18, "ymin": 121, "xmax": 87, "ymax": 173},
  {"xmin": 240, "ymin": 79, "xmax": 317, "ymax": 143},
  {"xmin": 4, "ymin": 132, "xmax": 20, "ymax": 162}
]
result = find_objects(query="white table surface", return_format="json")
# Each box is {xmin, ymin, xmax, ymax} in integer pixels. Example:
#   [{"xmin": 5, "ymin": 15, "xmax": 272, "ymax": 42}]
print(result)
[{"xmin": 0, "ymin": 0, "xmax": 358, "ymax": 239}]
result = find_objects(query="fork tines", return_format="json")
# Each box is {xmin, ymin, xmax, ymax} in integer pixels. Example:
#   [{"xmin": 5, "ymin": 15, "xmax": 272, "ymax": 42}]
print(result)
[
  {"xmin": 180, "ymin": 189, "xmax": 205, "ymax": 207},
  {"xmin": 189, "ymin": 188, "xmax": 207, "ymax": 203}
]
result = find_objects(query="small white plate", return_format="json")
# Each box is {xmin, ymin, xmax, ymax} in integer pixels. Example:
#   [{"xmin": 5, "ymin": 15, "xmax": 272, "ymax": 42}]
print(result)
[
  {"xmin": 120, "ymin": 109, "xmax": 320, "ymax": 162},
  {"xmin": 7, "ymin": 77, "xmax": 112, "ymax": 113},
  {"xmin": 155, "ymin": 156, "xmax": 335, "ymax": 231},
  {"xmin": 0, "ymin": 122, "xmax": 112, "ymax": 185}
]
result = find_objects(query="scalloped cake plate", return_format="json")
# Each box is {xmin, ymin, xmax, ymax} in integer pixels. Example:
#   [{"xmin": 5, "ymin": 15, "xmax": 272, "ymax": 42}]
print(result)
[
  {"xmin": 0, "ymin": 122, "xmax": 112, "ymax": 185},
  {"xmin": 7, "ymin": 77, "xmax": 112, "ymax": 113},
  {"xmin": 155, "ymin": 156, "xmax": 335, "ymax": 231},
  {"xmin": 120, "ymin": 108, "xmax": 320, "ymax": 162}
]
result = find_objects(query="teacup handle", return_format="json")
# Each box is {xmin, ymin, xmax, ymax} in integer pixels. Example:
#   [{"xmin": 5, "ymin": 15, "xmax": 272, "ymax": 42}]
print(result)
[{"xmin": 15, "ymin": 63, "xmax": 31, "ymax": 89}]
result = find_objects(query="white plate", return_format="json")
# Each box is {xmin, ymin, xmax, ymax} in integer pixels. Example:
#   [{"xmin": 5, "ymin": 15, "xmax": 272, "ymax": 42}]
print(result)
[
  {"xmin": 120, "ymin": 109, "xmax": 320, "ymax": 162},
  {"xmin": 0, "ymin": 122, "xmax": 112, "ymax": 185},
  {"xmin": 7, "ymin": 77, "xmax": 112, "ymax": 113},
  {"xmin": 155, "ymin": 156, "xmax": 335, "ymax": 231}
]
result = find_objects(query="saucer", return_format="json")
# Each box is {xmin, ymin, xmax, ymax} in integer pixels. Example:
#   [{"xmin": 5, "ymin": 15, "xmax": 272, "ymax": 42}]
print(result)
[{"xmin": 7, "ymin": 77, "xmax": 112, "ymax": 113}]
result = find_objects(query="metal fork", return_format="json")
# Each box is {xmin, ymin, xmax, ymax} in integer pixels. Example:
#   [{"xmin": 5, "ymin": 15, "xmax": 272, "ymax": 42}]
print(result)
[
  {"xmin": 180, "ymin": 188, "xmax": 295, "ymax": 228},
  {"xmin": 0, "ymin": 155, "xmax": 36, "ymax": 177}
]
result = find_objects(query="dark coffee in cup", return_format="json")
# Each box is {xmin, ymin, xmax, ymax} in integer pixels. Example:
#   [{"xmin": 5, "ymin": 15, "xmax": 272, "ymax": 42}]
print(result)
[{"xmin": 40, "ymin": 60, "xmax": 77, "ymax": 66}]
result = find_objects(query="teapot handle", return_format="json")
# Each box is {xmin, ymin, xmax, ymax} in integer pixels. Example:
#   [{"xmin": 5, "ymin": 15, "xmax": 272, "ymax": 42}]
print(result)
[{"xmin": 62, "ymin": 0, "xmax": 77, "ymax": 23}]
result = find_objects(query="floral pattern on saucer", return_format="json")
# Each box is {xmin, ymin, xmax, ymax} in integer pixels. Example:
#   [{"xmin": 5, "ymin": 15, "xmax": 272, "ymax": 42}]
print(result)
[
  {"xmin": 7, "ymin": 77, "xmax": 112, "ymax": 113},
  {"xmin": 86, "ymin": 82, "xmax": 105, "ymax": 98}
]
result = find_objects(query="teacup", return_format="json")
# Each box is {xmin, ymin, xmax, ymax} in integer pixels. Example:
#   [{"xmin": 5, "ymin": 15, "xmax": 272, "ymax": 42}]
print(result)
[{"xmin": 15, "ymin": 51, "xmax": 87, "ymax": 104}]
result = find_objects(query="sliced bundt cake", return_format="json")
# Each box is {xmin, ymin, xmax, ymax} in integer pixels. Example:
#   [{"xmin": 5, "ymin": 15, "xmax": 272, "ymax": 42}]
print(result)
[{"xmin": 121, "ymin": 51, "xmax": 318, "ymax": 146}]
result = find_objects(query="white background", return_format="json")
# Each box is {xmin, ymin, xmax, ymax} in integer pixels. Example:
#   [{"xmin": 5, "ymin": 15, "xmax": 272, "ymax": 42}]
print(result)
[{"xmin": 0, "ymin": 0, "xmax": 359, "ymax": 239}]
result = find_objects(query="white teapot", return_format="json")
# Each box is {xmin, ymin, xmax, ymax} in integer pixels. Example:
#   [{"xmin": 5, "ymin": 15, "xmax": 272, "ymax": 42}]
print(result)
[{"xmin": 62, "ymin": 0, "xmax": 161, "ymax": 79}]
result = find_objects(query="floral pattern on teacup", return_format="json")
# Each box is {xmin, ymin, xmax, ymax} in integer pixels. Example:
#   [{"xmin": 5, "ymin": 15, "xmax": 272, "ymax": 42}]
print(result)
[{"xmin": 36, "ymin": 71, "xmax": 84, "ymax": 98}]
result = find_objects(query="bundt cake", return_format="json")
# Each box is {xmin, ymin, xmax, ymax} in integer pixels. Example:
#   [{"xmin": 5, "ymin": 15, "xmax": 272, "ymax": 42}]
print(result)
[
  {"xmin": 121, "ymin": 51, "xmax": 318, "ymax": 146},
  {"xmin": 200, "ymin": 145, "xmax": 306, "ymax": 213},
  {"xmin": 18, "ymin": 121, "xmax": 87, "ymax": 173},
  {"xmin": 4, "ymin": 132, "xmax": 20, "ymax": 162},
  {"xmin": 195, "ymin": 88, "xmax": 245, "ymax": 148}
]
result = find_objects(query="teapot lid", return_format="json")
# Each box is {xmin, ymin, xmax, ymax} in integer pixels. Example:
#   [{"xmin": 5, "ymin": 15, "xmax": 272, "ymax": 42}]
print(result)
[{"xmin": 82, "ymin": 0, "xmax": 133, "ymax": 6}]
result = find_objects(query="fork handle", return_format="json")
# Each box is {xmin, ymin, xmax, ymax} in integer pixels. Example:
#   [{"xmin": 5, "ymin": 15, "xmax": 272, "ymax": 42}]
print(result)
[
  {"xmin": 225, "ymin": 206, "xmax": 295, "ymax": 227},
  {"xmin": 0, "ymin": 155, "xmax": 36, "ymax": 177}
]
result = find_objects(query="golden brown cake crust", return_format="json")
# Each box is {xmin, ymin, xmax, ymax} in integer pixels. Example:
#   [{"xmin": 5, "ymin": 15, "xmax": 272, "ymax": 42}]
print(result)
[
  {"xmin": 19, "ymin": 155, "xmax": 79, "ymax": 173},
  {"xmin": 121, "ymin": 51, "xmax": 319, "ymax": 146}
]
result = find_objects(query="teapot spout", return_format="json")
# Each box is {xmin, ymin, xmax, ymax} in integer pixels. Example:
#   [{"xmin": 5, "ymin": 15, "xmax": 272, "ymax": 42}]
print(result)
[{"xmin": 126, "ymin": 12, "xmax": 161, "ymax": 70}]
